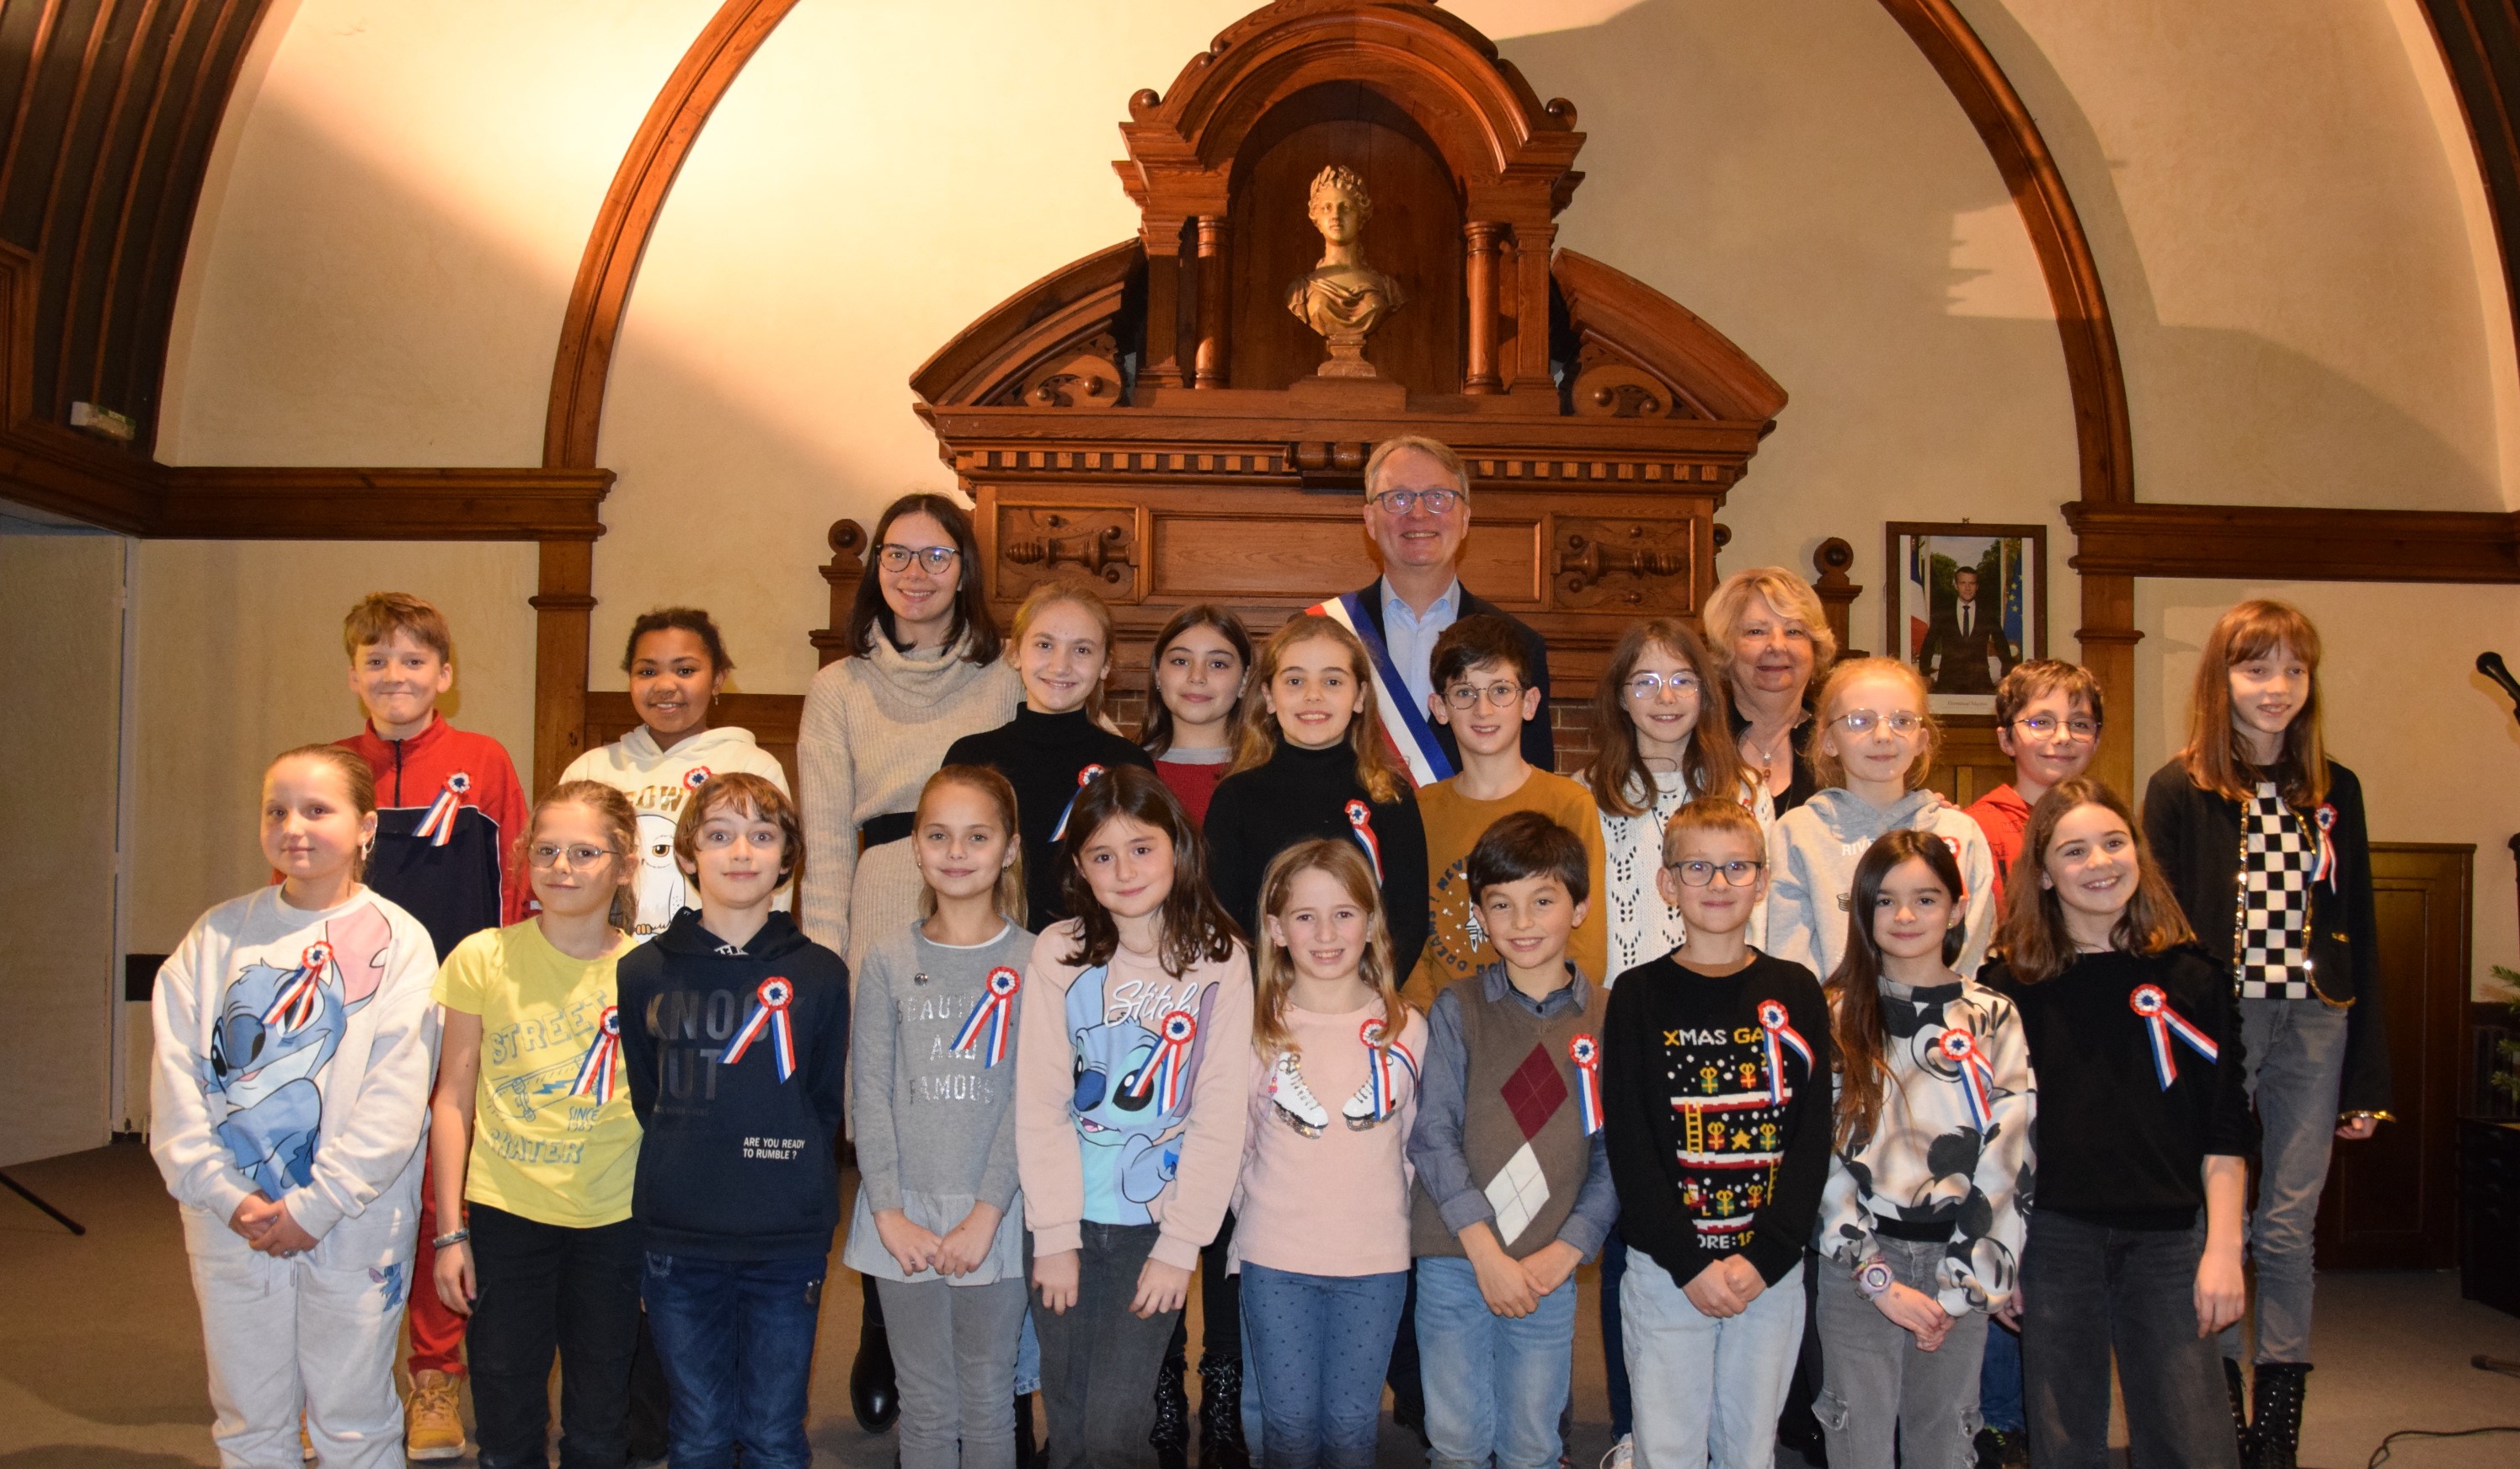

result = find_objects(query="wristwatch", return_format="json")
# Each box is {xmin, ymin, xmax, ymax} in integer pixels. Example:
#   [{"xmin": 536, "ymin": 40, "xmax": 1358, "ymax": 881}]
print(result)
[{"xmin": 1855, "ymin": 1258, "xmax": 1896, "ymax": 1300}]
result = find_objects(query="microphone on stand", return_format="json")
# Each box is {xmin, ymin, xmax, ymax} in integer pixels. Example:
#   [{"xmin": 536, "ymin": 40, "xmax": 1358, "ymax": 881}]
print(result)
[{"xmin": 2480, "ymin": 652, "xmax": 2520, "ymax": 724}]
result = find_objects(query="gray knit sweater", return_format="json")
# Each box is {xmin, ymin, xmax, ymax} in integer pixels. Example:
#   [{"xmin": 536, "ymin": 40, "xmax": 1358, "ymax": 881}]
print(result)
[{"xmin": 841, "ymin": 918, "xmax": 1032, "ymax": 1285}]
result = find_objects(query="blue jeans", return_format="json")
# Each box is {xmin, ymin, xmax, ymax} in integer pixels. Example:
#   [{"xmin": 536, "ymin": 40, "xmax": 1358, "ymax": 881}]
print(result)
[
  {"xmin": 1619, "ymin": 1257, "xmax": 1804, "ymax": 1469},
  {"xmin": 1978, "ymin": 1318, "xmax": 2025, "ymax": 1433},
  {"xmin": 1241, "ymin": 1263, "xmax": 1408, "ymax": 1469},
  {"xmin": 1415, "ymin": 1254, "xmax": 1579, "ymax": 1469},
  {"xmin": 2220, "ymin": 996, "xmax": 2348, "ymax": 1366},
  {"xmin": 640, "ymin": 1253, "xmax": 825, "ymax": 1469},
  {"xmin": 2021, "ymin": 1212, "xmax": 2239, "ymax": 1469}
]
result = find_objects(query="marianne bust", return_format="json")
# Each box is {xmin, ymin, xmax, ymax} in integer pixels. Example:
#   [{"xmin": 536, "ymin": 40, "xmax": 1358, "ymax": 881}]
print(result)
[{"xmin": 1284, "ymin": 164, "xmax": 1406, "ymax": 375}]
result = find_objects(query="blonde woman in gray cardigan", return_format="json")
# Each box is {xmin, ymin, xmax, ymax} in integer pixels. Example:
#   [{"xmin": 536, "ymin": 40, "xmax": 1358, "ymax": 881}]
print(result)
[{"xmin": 797, "ymin": 492, "xmax": 1019, "ymax": 1437}]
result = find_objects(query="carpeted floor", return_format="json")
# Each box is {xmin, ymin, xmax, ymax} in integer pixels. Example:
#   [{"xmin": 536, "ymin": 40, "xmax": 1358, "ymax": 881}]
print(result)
[{"xmin": 4, "ymin": 1142, "xmax": 2517, "ymax": 1468}]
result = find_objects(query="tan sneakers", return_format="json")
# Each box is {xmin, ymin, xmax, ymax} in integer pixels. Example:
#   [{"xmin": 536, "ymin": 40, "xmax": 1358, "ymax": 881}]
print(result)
[{"xmin": 403, "ymin": 1369, "xmax": 467, "ymax": 1461}]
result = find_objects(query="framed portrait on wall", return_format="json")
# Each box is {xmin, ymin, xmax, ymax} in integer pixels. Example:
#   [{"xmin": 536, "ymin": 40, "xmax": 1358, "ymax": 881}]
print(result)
[{"xmin": 1882, "ymin": 522, "xmax": 2048, "ymax": 718}]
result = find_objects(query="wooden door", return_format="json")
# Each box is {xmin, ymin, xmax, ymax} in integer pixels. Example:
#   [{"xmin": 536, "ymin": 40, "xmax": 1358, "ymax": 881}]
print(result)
[{"xmin": 2314, "ymin": 842, "xmax": 2472, "ymax": 1268}]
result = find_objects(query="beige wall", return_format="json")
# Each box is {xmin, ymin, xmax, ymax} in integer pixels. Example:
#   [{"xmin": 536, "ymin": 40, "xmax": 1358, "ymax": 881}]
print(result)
[{"xmin": 136, "ymin": 1, "xmax": 2520, "ymax": 1002}]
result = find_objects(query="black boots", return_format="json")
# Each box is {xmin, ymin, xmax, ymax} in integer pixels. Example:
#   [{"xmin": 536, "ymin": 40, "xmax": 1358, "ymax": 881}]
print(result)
[
  {"xmin": 2225, "ymin": 1357, "xmax": 2259, "ymax": 1468},
  {"xmin": 1198, "ymin": 1354, "xmax": 1252, "ymax": 1469},
  {"xmin": 1015, "ymin": 1392, "xmax": 1044, "ymax": 1469},
  {"xmin": 1152, "ymin": 1343, "xmax": 1192, "ymax": 1469},
  {"xmin": 2251, "ymin": 1362, "xmax": 2312, "ymax": 1469},
  {"xmin": 850, "ymin": 1293, "xmax": 900, "ymax": 1433}
]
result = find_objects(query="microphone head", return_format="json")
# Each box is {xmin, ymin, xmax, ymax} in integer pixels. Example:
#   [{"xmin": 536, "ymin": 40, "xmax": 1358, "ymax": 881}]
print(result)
[{"xmin": 2484, "ymin": 650, "xmax": 2512, "ymax": 680}]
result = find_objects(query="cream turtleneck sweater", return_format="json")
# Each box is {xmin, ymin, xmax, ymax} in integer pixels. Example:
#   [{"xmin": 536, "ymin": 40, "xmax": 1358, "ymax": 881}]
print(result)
[{"xmin": 795, "ymin": 633, "xmax": 1021, "ymax": 970}]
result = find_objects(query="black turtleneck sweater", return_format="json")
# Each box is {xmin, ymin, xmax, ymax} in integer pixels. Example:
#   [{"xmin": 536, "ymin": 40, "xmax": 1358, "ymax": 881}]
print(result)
[
  {"xmin": 1203, "ymin": 740, "xmax": 1428, "ymax": 978},
  {"xmin": 942, "ymin": 707, "xmax": 1155, "ymax": 928}
]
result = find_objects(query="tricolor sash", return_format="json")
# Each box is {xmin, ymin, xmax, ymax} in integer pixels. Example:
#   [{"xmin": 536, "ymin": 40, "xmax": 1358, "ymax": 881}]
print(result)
[
  {"xmin": 414, "ymin": 772, "xmax": 471, "ymax": 847},
  {"xmin": 1311, "ymin": 591, "xmax": 1455, "ymax": 789},
  {"xmin": 1756, "ymin": 998, "xmax": 1813, "ymax": 1103},
  {"xmin": 1127, "ymin": 1008, "xmax": 1199, "ymax": 1112},
  {"xmin": 951, "ymin": 966, "xmax": 1022, "ymax": 1068},
  {"xmin": 261, "ymin": 942, "xmax": 334, "ymax": 1037},
  {"xmin": 1569, "ymin": 1033, "xmax": 1604, "ymax": 1135},
  {"xmin": 721, "ymin": 977, "xmax": 798, "ymax": 1082},
  {"xmin": 2129, "ymin": 983, "xmax": 2218, "ymax": 1089},
  {"xmin": 572, "ymin": 1007, "xmax": 622, "ymax": 1103}
]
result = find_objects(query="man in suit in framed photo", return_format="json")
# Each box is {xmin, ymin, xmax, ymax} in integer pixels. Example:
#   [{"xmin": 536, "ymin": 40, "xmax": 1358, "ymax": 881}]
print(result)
[{"xmin": 1923, "ymin": 564, "xmax": 2016, "ymax": 695}]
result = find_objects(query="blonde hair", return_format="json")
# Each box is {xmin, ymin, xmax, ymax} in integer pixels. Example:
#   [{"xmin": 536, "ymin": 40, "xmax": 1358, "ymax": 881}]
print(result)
[
  {"xmin": 342, "ymin": 592, "xmax": 451, "ymax": 663},
  {"xmin": 1702, "ymin": 567, "xmax": 1839, "ymax": 676},
  {"xmin": 1010, "ymin": 581, "xmax": 1118, "ymax": 724},
  {"xmin": 1250, "ymin": 839, "xmax": 1406, "ymax": 1063},
  {"xmin": 2177, "ymin": 600, "xmax": 2329, "ymax": 809},
  {"xmin": 1363, "ymin": 434, "xmax": 1466, "ymax": 500},
  {"xmin": 1659, "ymin": 793, "xmax": 1765, "ymax": 865},
  {"xmin": 914, "ymin": 765, "xmax": 1027, "ymax": 927},
  {"xmin": 1228, "ymin": 614, "xmax": 1406, "ymax": 804},
  {"xmin": 1808, "ymin": 657, "xmax": 1938, "ymax": 793},
  {"xmin": 531, "ymin": 780, "xmax": 638, "ymax": 932},
  {"xmin": 266, "ymin": 745, "xmax": 377, "ymax": 879}
]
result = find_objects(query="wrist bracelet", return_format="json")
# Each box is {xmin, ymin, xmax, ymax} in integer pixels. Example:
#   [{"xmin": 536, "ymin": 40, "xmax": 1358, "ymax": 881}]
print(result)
[
  {"xmin": 432, "ymin": 1228, "xmax": 470, "ymax": 1249},
  {"xmin": 1855, "ymin": 1258, "xmax": 1896, "ymax": 1299}
]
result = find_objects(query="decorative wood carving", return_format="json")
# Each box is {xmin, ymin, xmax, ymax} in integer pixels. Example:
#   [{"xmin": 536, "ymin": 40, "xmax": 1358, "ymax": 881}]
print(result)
[
  {"xmin": 996, "ymin": 504, "xmax": 1143, "ymax": 601},
  {"xmin": 1810, "ymin": 537, "xmax": 1862, "ymax": 659},
  {"xmin": 1551, "ymin": 517, "xmax": 1695, "ymax": 611},
  {"xmin": 809, "ymin": 518, "xmax": 868, "ymax": 667}
]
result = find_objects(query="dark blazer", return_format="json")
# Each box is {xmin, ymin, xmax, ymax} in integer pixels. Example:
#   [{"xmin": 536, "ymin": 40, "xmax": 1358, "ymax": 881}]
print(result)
[
  {"xmin": 1350, "ymin": 580, "xmax": 1556, "ymax": 772},
  {"xmin": 2140, "ymin": 757, "xmax": 2389, "ymax": 1116},
  {"xmin": 1921, "ymin": 601, "xmax": 2015, "ymax": 695}
]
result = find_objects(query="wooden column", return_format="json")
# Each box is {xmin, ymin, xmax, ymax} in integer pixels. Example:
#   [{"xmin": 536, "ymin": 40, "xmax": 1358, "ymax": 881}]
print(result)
[
  {"xmin": 531, "ymin": 538, "xmax": 600, "ymax": 794},
  {"xmin": 1811, "ymin": 537, "xmax": 1863, "ymax": 658},
  {"xmin": 1140, "ymin": 215, "xmax": 1189, "ymax": 389},
  {"xmin": 2076, "ymin": 571, "xmax": 2141, "ymax": 795},
  {"xmin": 1193, "ymin": 215, "xmax": 1229, "ymax": 389},
  {"xmin": 1508, "ymin": 218, "xmax": 1559, "ymax": 395},
  {"xmin": 1465, "ymin": 220, "xmax": 1503, "ymax": 393},
  {"xmin": 806, "ymin": 518, "xmax": 868, "ymax": 666}
]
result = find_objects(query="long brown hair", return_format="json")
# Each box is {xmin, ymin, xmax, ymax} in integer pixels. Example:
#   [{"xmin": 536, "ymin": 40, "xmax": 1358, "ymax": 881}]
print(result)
[
  {"xmin": 1250, "ymin": 839, "xmax": 1404, "ymax": 1061},
  {"xmin": 914, "ymin": 765, "xmax": 1027, "ymax": 927},
  {"xmin": 1583, "ymin": 618, "xmax": 1747, "ymax": 818},
  {"xmin": 1058, "ymin": 765, "xmax": 1243, "ymax": 976},
  {"xmin": 1011, "ymin": 581, "xmax": 1119, "ymax": 725},
  {"xmin": 1228, "ymin": 613, "xmax": 1406, "ymax": 804},
  {"xmin": 1808, "ymin": 657, "xmax": 1940, "ymax": 793},
  {"xmin": 1825, "ymin": 831, "xmax": 1968, "ymax": 1152},
  {"xmin": 1994, "ymin": 777, "xmax": 2194, "ymax": 983},
  {"xmin": 2176, "ymin": 599, "xmax": 2329, "ymax": 808},
  {"xmin": 531, "ymin": 780, "xmax": 639, "ymax": 932},
  {"xmin": 847, "ymin": 493, "xmax": 1001, "ymax": 663},
  {"xmin": 1140, "ymin": 604, "xmax": 1254, "ymax": 757}
]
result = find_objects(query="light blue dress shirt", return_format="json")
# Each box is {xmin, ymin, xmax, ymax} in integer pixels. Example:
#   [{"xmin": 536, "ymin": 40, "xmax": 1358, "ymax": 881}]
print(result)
[{"xmin": 1380, "ymin": 575, "xmax": 1460, "ymax": 722}]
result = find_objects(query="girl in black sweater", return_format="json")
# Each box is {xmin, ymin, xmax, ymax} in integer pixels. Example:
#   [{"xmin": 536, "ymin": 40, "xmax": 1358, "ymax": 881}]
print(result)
[
  {"xmin": 1204, "ymin": 612, "xmax": 1428, "ymax": 977},
  {"xmin": 1980, "ymin": 777, "xmax": 2256, "ymax": 1469},
  {"xmin": 942, "ymin": 582, "xmax": 1153, "ymax": 932}
]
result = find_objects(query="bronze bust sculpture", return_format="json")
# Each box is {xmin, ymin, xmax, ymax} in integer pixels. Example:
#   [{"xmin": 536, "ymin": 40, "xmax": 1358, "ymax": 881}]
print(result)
[{"xmin": 1284, "ymin": 164, "xmax": 1405, "ymax": 377}]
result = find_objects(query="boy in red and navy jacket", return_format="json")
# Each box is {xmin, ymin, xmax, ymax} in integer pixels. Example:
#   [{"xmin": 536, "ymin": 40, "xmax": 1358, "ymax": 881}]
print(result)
[{"xmin": 334, "ymin": 591, "xmax": 527, "ymax": 1460}]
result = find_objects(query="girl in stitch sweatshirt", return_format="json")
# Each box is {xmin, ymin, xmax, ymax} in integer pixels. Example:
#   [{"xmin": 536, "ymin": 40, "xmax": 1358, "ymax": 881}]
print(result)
[
  {"xmin": 152, "ymin": 745, "xmax": 442, "ymax": 1469},
  {"xmin": 1015, "ymin": 767, "xmax": 1252, "ymax": 1469}
]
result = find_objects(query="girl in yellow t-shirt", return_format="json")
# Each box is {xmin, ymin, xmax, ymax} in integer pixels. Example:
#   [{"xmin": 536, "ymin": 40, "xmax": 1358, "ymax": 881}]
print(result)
[{"xmin": 426, "ymin": 780, "xmax": 645, "ymax": 1467}]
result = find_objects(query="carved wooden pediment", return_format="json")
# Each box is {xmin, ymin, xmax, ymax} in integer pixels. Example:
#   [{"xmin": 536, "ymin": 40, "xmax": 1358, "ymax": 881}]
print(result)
[{"xmin": 905, "ymin": 0, "xmax": 1789, "ymax": 704}]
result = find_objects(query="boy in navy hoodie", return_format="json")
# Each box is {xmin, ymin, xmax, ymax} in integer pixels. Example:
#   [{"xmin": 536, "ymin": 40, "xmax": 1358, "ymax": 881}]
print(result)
[{"xmin": 618, "ymin": 772, "xmax": 848, "ymax": 1469}]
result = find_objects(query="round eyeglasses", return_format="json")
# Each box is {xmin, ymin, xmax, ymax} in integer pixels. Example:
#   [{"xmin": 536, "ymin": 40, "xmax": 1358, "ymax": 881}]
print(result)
[
  {"xmin": 1443, "ymin": 681, "xmax": 1525, "ymax": 709},
  {"xmin": 1625, "ymin": 672, "xmax": 1703, "ymax": 701},
  {"xmin": 877, "ymin": 543, "xmax": 960, "ymax": 574},
  {"xmin": 2012, "ymin": 713, "xmax": 2100, "ymax": 742}
]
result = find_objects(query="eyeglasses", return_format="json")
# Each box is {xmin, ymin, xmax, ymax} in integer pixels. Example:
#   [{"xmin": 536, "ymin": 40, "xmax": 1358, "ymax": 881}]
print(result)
[
  {"xmin": 529, "ymin": 842, "xmax": 617, "ymax": 869},
  {"xmin": 1443, "ymin": 681, "xmax": 1524, "ymax": 709},
  {"xmin": 1833, "ymin": 709, "xmax": 1925, "ymax": 736},
  {"xmin": 1369, "ymin": 487, "xmax": 1465, "ymax": 516},
  {"xmin": 1625, "ymin": 672, "xmax": 1702, "ymax": 701},
  {"xmin": 2013, "ymin": 714, "xmax": 2101, "ymax": 742},
  {"xmin": 876, "ymin": 543, "xmax": 960, "ymax": 574},
  {"xmin": 1667, "ymin": 858, "xmax": 1766, "ymax": 887}
]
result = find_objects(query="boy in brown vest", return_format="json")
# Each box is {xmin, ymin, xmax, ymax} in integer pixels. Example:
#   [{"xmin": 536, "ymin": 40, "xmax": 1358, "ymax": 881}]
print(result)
[{"xmin": 1406, "ymin": 810, "xmax": 1617, "ymax": 1469}]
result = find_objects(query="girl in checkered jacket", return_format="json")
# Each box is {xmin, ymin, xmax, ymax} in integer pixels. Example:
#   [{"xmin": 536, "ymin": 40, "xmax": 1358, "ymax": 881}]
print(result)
[{"xmin": 2139, "ymin": 599, "xmax": 2387, "ymax": 1469}]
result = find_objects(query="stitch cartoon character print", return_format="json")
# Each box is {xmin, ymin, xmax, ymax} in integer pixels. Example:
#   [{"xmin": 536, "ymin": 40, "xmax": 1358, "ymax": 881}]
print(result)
[
  {"xmin": 1065, "ymin": 961, "xmax": 1220, "ymax": 1222},
  {"xmin": 206, "ymin": 902, "xmax": 397, "ymax": 1197}
]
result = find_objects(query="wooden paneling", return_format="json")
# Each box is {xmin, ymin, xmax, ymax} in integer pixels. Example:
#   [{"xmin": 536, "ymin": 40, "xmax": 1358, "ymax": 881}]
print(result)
[
  {"xmin": 2064, "ymin": 500, "xmax": 2520, "ymax": 584},
  {"xmin": 155, "ymin": 466, "xmax": 612, "ymax": 540},
  {"xmin": 1142, "ymin": 507, "xmax": 1540, "ymax": 605},
  {"xmin": 1917, "ymin": 722, "xmax": 2016, "ymax": 810},
  {"xmin": 2315, "ymin": 842, "xmax": 2473, "ymax": 1269}
]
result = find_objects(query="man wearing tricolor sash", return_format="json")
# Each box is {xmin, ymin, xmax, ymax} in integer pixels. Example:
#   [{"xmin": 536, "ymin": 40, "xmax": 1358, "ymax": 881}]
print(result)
[{"xmin": 1316, "ymin": 435, "xmax": 1556, "ymax": 784}]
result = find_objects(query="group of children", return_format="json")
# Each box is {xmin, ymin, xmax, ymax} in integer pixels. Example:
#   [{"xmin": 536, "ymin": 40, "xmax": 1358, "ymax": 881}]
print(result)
[{"xmin": 150, "ymin": 549, "xmax": 2380, "ymax": 1469}]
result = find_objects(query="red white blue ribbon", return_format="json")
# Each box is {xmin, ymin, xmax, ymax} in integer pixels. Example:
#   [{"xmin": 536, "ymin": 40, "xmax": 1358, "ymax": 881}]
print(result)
[
  {"xmin": 2311, "ymin": 803, "xmax": 2338, "ymax": 889},
  {"xmin": 413, "ymin": 772, "xmax": 472, "ymax": 847},
  {"xmin": 1569, "ymin": 1033, "xmax": 1604, "ymax": 1135},
  {"xmin": 1126, "ymin": 1008, "xmax": 1199, "ymax": 1112},
  {"xmin": 721, "ymin": 977, "xmax": 797, "ymax": 1082},
  {"xmin": 1344, "ymin": 799, "xmax": 1383, "ymax": 883},
  {"xmin": 1937, "ymin": 1026, "xmax": 1995, "ymax": 1131},
  {"xmin": 260, "ymin": 941, "xmax": 333, "ymax": 1036},
  {"xmin": 2129, "ymin": 983, "xmax": 2218, "ymax": 1089},
  {"xmin": 682, "ymin": 767, "xmax": 713, "ymax": 791},
  {"xmin": 572, "ymin": 1006, "xmax": 622, "ymax": 1103},
  {"xmin": 1357, "ymin": 1017, "xmax": 1418, "ymax": 1122},
  {"xmin": 1049, "ymin": 764, "xmax": 1106, "ymax": 844},
  {"xmin": 951, "ymin": 966, "xmax": 1022, "ymax": 1068},
  {"xmin": 1757, "ymin": 999, "xmax": 1812, "ymax": 1104}
]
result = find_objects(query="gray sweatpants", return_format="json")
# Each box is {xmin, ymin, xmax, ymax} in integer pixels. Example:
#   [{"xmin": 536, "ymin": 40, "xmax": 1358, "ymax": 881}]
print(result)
[
  {"xmin": 1813, "ymin": 1237, "xmax": 1988, "ymax": 1469},
  {"xmin": 877, "ymin": 1274, "xmax": 1029, "ymax": 1469}
]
